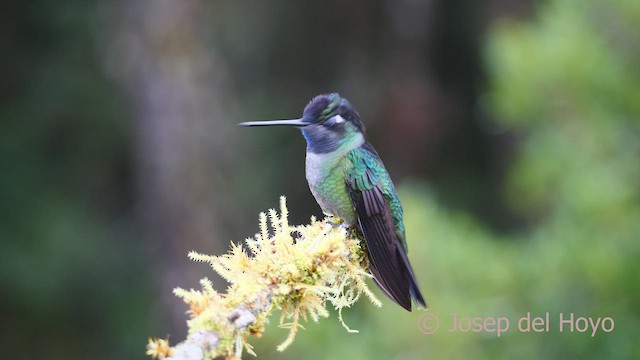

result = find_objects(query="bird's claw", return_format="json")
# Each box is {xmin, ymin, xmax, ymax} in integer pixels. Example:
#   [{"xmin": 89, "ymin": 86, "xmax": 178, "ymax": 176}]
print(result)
[
  {"xmin": 327, "ymin": 220, "xmax": 342, "ymax": 227},
  {"xmin": 325, "ymin": 215, "xmax": 348, "ymax": 229}
]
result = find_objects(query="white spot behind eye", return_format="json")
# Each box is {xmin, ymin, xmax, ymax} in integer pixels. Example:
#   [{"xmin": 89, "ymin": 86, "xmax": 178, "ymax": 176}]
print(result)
[{"xmin": 333, "ymin": 115, "xmax": 345, "ymax": 124}]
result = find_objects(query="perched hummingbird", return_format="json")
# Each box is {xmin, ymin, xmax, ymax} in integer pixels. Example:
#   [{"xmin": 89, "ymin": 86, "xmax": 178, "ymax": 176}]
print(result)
[{"xmin": 240, "ymin": 93, "xmax": 426, "ymax": 311}]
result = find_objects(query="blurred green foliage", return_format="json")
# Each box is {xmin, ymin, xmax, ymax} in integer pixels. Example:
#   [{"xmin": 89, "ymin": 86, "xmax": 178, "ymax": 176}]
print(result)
[
  {"xmin": 0, "ymin": 2, "xmax": 152, "ymax": 358},
  {"xmin": 2, "ymin": 0, "xmax": 639, "ymax": 358},
  {"xmin": 248, "ymin": 0, "xmax": 640, "ymax": 359}
]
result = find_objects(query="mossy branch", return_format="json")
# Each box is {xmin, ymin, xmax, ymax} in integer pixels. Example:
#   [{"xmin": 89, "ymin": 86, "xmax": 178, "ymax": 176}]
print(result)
[{"xmin": 147, "ymin": 196, "xmax": 381, "ymax": 360}]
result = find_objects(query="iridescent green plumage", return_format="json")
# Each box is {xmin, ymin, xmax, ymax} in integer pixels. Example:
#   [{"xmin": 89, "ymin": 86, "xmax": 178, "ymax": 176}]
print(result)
[
  {"xmin": 240, "ymin": 93, "xmax": 426, "ymax": 311},
  {"xmin": 346, "ymin": 144, "xmax": 407, "ymax": 250}
]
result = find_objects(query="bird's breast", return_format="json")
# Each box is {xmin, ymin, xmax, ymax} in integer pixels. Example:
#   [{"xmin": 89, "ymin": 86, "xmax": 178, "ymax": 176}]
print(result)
[
  {"xmin": 305, "ymin": 152, "xmax": 356, "ymax": 225},
  {"xmin": 305, "ymin": 152, "xmax": 334, "ymax": 188}
]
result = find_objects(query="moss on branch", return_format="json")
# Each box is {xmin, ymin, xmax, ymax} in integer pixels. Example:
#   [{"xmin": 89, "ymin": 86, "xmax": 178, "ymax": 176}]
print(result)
[{"xmin": 147, "ymin": 197, "xmax": 381, "ymax": 360}]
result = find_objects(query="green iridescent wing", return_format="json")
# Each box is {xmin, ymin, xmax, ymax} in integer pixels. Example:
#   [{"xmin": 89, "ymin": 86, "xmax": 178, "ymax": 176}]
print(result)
[
  {"xmin": 345, "ymin": 144, "xmax": 425, "ymax": 310},
  {"xmin": 346, "ymin": 144, "xmax": 407, "ymax": 248}
]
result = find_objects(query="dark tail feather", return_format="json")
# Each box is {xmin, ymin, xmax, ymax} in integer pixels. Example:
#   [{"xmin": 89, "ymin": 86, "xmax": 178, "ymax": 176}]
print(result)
[
  {"xmin": 348, "ymin": 185, "xmax": 426, "ymax": 311},
  {"xmin": 368, "ymin": 262, "xmax": 412, "ymax": 311},
  {"xmin": 409, "ymin": 278, "xmax": 427, "ymax": 309},
  {"xmin": 368, "ymin": 248, "xmax": 427, "ymax": 311},
  {"xmin": 398, "ymin": 247, "xmax": 427, "ymax": 309}
]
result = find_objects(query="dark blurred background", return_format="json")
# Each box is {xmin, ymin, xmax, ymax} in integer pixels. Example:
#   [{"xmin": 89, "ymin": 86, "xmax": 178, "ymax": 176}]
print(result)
[{"xmin": 1, "ymin": 0, "xmax": 639, "ymax": 359}]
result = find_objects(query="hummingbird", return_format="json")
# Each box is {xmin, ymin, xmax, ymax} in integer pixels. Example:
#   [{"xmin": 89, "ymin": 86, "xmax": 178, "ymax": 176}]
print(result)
[{"xmin": 240, "ymin": 93, "xmax": 426, "ymax": 311}]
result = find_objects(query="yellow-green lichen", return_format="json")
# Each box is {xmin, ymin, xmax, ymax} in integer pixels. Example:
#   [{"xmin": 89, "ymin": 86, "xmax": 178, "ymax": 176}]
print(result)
[{"xmin": 146, "ymin": 197, "xmax": 381, "ymax": 360}]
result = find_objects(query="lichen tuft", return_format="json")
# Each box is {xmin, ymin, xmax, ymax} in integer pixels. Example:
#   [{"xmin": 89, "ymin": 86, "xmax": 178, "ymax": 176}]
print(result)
[{"xmin": 147, "ymin": 196, "xmax": 381, "ymax": 360}]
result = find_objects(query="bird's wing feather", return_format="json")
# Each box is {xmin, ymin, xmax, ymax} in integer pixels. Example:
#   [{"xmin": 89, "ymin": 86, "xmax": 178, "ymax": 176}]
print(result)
[{"xmin": 346, "ymin": 145, "xmax": 412, "ymax": 310}]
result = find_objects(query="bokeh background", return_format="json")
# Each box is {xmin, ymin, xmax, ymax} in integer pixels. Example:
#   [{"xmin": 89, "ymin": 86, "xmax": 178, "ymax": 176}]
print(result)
[{"xmin": 2, "ymin": 0, "xmax": 639, "ymax": 358}]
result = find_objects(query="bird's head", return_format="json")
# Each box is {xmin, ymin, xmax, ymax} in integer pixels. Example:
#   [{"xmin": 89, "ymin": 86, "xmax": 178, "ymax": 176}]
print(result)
[{"xmin": 240, "ymin": 93, "xmax": 366, "ymax": 154}]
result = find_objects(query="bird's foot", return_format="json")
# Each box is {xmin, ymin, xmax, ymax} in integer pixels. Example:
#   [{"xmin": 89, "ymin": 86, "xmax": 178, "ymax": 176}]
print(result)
[
  {"xmin": 327, "ymin": 220, "xmax": 341, "ymax": 227},
  {"xmin": 325, "ymin": 217, "xmax": 355, "ymax": 236},
  {"xmin": 325, "ymin": 215, "xmax": 345, "ymax": 228}
]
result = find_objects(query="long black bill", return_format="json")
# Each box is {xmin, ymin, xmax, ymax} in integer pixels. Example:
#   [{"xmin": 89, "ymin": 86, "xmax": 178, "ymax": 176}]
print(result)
[{"xmin": 239, "ymin": 119, "xmax": 308, "ymax": 127}]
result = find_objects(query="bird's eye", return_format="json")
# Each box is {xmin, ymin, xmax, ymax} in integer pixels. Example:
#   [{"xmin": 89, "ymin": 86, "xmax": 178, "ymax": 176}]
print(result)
[{"xmin": 324, "ymin": 115, "xmax": 345, "ymax": 127}]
